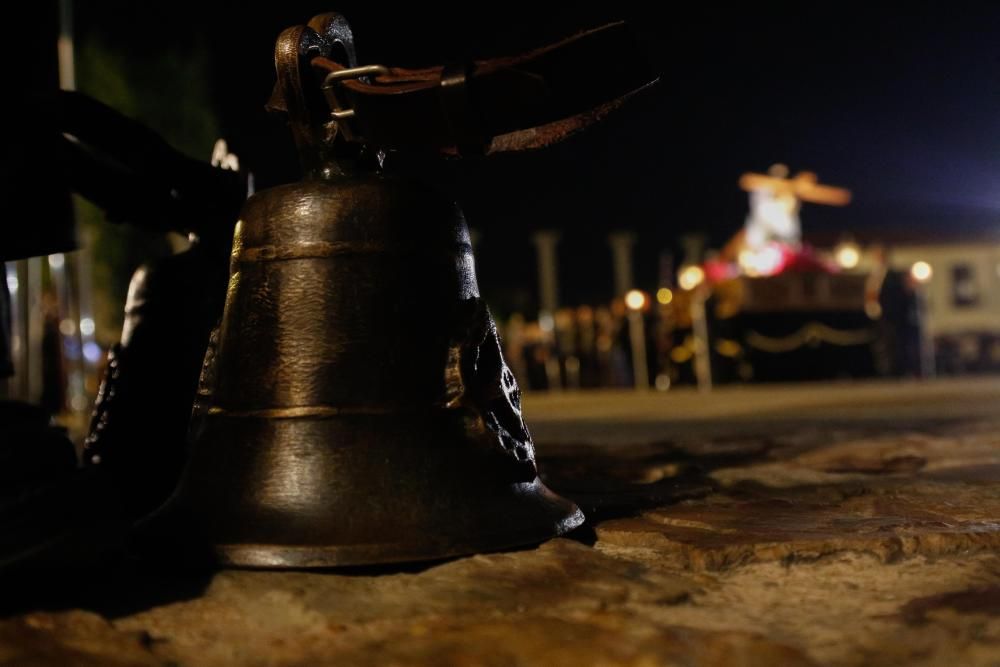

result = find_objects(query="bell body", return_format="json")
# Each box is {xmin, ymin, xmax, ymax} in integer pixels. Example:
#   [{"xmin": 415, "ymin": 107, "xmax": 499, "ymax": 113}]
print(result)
[{"xmin": 144, "ymin": 171, "xmax": 583, "ymax": 567}]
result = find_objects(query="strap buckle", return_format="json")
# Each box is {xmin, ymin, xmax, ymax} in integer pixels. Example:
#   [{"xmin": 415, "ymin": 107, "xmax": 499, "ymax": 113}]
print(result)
[{"xmin": 321, "ymin": 64, "xmax": 388, "ymax": 142}]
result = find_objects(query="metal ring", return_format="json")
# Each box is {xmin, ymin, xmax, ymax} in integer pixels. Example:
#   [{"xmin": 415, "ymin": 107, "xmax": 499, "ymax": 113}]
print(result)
[
  {"xmin": 321, "ymin": 65, "xmax": 388, "ymax": 141},
  {"xmin": 322, "ymin": 64, "xmax": 389, "ymax": 88}
]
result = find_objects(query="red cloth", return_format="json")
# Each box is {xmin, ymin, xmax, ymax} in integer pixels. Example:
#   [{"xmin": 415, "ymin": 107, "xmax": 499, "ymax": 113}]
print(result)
[{"xmin": 701, "ymin": 243, "xmax": 837, "ymax": 285}]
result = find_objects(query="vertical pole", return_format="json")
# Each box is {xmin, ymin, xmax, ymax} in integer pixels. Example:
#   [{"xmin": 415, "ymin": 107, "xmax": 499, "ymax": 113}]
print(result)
[
  {"xmin": 12, "ymin": 261, "xmax": 28, "ymax": 400},
  {"xmin": 916, "ymin": 284, "xmax": 936, "ymax": 379},
  {"xmin": 3, "ymin": 264, "xmax": 18, "ymax": 399},
  {"xmin": 48, "ymin": 253, "xmax": 72, "ymax": 415},
  {"xmin": 58, "ymin": 0, "xmax": 98, "ymax": 433},
  {"xmin": 62, "ymin": 252, "xmax": 88, "ymax": 416},
  {"xmin": 25, "ymin": 258, "xmax": 45, "ymax": 403},
  {"xmin": 531, "ymin": 231, "xmax": 560, "ymax": 316},
  {"xmin": 611, "ymin": 233, "xmax": 645, "ymax": 390},
  {"xmin": 57, "ymin": 0, "xmax": 75, "ymax": 91},
  {"xmin": 531, "ymin": 231, "xmax": 561, "ymax": 391},
  {"xmin": 627, "ymin": 309, "xmax": 649, "ymax": 390},
  {"xmin": 691, "ymin": 285, "xmax": 713, "ymax": 393},
  {"xmin": 680, "ymin": 234, "xmax": 707, "ymax": 268},
  {"xmin": 608, "ymin": 231, "xmax": 636, "ymax": 297}
]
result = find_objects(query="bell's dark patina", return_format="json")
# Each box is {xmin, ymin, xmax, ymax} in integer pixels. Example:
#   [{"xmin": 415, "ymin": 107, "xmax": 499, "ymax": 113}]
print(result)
[
  {"xmin": 138, "ymin": 10, "xmax": 660, "ymax": 568},
  {"xmin": 1, "ymin": 10, "xmax": 658, "ymax": 571},
  {"xmin": 146, "ymin": 169, "xmax": 583, "ymax": 567}
]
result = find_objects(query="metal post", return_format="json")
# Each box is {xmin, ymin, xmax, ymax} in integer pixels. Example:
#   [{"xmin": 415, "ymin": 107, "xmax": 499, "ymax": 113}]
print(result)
[
  {"xmin": 530, "ymin": 231, "xmax": 562, "ymax": 391},
  {"xmin": 2, "ymin": 264, "xmax": 17, "ymax": 399},
  {"xmin": 531, "ymin": 230, "xmax": 560, "ymax": 316},
  {"xmin": 627, "ymin": 309, "xmax": 649, "ymax": 390},
  {"xmin": 916, "ymin": 284, "xmax": 936, "ymax": 379},
  {"xmin": 21, "ymin": 258, "xmax": 45, "ymax": 403},
  {"xmin": 691, "ymin": 285, "xmax": 713, "ymax": 393},
  {"xmin": 58, "ymin": 0, "xmax": 99, "ymax": 431},
  {"xmin": 608, "ymin": 231, "xmax": 636, "ymax": 297},
  {"xmin": 58, "ymin": 0, "xmax": 75, "ymax": 91}
]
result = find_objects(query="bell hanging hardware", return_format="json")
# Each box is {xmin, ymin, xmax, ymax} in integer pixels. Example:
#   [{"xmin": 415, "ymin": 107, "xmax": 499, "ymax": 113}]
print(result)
[{"xmin": 321, "ymin": 64, "xmax": 389, "ymax": 141}]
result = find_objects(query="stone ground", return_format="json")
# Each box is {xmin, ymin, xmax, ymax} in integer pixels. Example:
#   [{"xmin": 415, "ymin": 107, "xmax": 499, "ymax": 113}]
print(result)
[{"xmin": 5, "ymin": 377, "xmax": 1000, "ymax": 666}]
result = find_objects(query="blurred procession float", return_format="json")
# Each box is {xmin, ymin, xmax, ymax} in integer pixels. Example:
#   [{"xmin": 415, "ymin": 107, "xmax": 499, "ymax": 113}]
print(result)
[
  {"xmin": 668, "ymin": 165, "xmax": 886, "ymax": 386},
  {"xmin": 505, "ymin": 165, "xmax": 959, "ymax": 392}
]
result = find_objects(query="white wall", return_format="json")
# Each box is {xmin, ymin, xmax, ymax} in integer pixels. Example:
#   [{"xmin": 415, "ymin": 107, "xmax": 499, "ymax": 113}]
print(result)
[{"xmin": 879, "ymin": 244, "xmax": 1000, "ymax": 337}]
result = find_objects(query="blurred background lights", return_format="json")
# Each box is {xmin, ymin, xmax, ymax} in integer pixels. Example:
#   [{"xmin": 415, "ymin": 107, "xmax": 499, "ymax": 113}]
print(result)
[
  {"xmin": 656, "ymin": 287, "xmax": 673, "ymax": 305},
  {"xmin": 47, "ymin": 253, "xmax": 65, "ymax": 270},
  {"xmin": 678, "ymin": 265, "xmax": 705, "ymax": 291},
  {"xmin": 83, "ymin": 341, "xmax": 102, "ymax": 363},
  {"xmin": 910, "ymin": 261, "xmax": 933, "ymax": 283},
  {"xmin": 79, "ymin": 317, "xmax": 96, "ymax": 336},
  {"xmin": 834, "ymin": 241, "xmax": 861, "ymax": 269},
  {"xmin": 738, "ymin": 245, "xmax": 784, "ymax": 277},
  {"xmin": 625, "ymin": 289, "xmax": 647, "ymax": 310}
]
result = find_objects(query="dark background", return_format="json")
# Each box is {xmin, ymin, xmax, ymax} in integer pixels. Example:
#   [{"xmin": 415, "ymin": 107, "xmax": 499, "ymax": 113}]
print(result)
[{"xmin": 13, "ymin": 2, "xmax": 1000, "ymax": 315}]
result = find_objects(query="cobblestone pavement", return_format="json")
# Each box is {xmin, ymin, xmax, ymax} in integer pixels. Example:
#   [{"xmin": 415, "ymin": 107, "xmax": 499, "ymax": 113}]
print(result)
[{"xmin": 4, "ymin": 378, "xmax": 1000, "ymax": 666}]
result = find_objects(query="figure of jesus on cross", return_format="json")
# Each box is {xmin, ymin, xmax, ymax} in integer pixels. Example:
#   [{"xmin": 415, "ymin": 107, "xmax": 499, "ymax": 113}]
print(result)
[{"xmin": 739, "ymin": 164, "xmax": 852, "ymax": 252}]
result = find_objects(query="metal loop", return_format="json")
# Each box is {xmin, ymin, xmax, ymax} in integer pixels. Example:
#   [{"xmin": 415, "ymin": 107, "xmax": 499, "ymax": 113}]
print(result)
[
  {"xmin": 321, "ymin": 65, "xmax": 389, "ymax": 141},
  {"xmin": 322, "ymin": 64, "xmax": 389, "ymax": 86}
]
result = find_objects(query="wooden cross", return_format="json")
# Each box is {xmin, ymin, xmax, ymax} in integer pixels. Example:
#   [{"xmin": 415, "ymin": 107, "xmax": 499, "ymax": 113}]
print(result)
[{"xmin": 738, "ymin": 164, "xmax": 852, "ymax": 206}]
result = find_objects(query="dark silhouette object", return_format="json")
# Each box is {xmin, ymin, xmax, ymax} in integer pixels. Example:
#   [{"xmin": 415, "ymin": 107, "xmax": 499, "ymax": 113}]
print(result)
[
  {"xmin": 876, "ymin": 269, "xmax": 923, "ymax": 377},
  {"xmin": 82, "ymin": 238, "xmax": 232, "ymax": 520},
  {"xmin": 61, "ymin": 91, "xmax": 245, "ymax": 520},
  {"xmin": 0, "ymin": 91, "xmax": 245, "ymax": 571}
]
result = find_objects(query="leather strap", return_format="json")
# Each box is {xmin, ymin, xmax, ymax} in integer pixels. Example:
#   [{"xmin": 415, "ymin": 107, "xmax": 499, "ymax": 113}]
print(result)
[{"xmin": 271, "ymin": 19, "xmax": 658, "ymax": 156}]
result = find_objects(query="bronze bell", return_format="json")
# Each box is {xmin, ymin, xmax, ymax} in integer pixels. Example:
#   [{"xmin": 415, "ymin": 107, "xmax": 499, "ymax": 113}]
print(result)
[
  {"xmin": 144, "ymin": 171, "xmax": 583, "ymax": 567},
  {"xmin": 138, "ymin": 14, "xmax": 592, "ymax": 567}
]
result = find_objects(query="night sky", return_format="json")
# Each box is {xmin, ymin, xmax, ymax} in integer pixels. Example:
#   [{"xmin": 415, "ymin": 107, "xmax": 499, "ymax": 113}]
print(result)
[{"xmin": 38, "ymin": 3, "xmax": 1000, "ymax": 311}]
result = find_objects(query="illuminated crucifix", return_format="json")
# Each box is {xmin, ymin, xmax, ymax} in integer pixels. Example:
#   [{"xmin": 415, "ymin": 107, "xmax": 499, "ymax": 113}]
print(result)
[{"xmin": 738, "ymin": 164, "xmax": 851, "ymax": 251}]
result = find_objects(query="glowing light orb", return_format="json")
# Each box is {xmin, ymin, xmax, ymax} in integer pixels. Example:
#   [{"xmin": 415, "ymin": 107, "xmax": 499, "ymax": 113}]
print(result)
[
  {"xmin": 678, "ymin": 265, "xmax": 705, "ymax": 291},
  {"xmin": 834, "ymin": 242, "xmax": 860, "ymax": 269},
  {"xmin": 625, "ymin": 289, "xmax": 647, "ymax": 311},
  {"xmin": 738, "ymin": 244, "xmax": 784, "ymax": 277},
  {"xmin": 83, "ymin": 342, "xmax": 102, "ymax": 363},
  {"xmin": 910, "ymin": 261, "xmax": 933, "ymax": 283}
]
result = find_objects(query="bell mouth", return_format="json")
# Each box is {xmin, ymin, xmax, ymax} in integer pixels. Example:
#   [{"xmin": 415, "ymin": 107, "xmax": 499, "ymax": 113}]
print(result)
[
  {"xmin": 136, "ymin": 476, "xmax": 584, "ymax": 569},
  {"xmin": 142, "ymin": 172, "xmax": 581, "ymax": 569},
  {"xmin": 215, "ymin": 480, "xmax": 579, "ymax": 569},
  {"xmin": 131, "ymin": 408, "xmax": 582, "ymax": 569}
]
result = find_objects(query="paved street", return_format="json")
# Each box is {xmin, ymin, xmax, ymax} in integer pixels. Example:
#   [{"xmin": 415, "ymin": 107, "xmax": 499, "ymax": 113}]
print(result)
[
  {"xmin": 526, "ymin": 376, "xmax": 1000, "ymax": 442},
  {"xmin": 5, "ymin": 377, "xmax": 1000, "ymax": 666}
]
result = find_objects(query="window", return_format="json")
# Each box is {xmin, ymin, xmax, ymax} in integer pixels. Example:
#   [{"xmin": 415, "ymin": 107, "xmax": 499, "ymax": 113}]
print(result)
[{"xmin": 951, "ymin": 264, "xmax": 980, "ymax": 307}]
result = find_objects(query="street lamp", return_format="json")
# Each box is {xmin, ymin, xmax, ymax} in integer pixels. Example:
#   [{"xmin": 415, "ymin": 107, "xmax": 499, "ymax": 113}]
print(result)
[
  {"xmin": 625, "ymin": 289, "xmax": 647, "ymax": 311},
  {"xmin": 624, "ymin": 289, "xmax": 649, "ymax": 391},
  {"xmin": 678, "ymin": 265, "xmax": 705, "ymax": 291},
  {"xmin": 910, "ymin": 261, "xmax": 933, "ymax": 283},
  {"xmin": 834, "ymin": 241, "xmax": 861, "ymax": 270},
  {"xmin": 908, "ymin": 261, "xmax": 935, "ymax": 378},
  {"xmin": 677, "ymin": 265, "xmax": 711, "ymax": 392}
]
